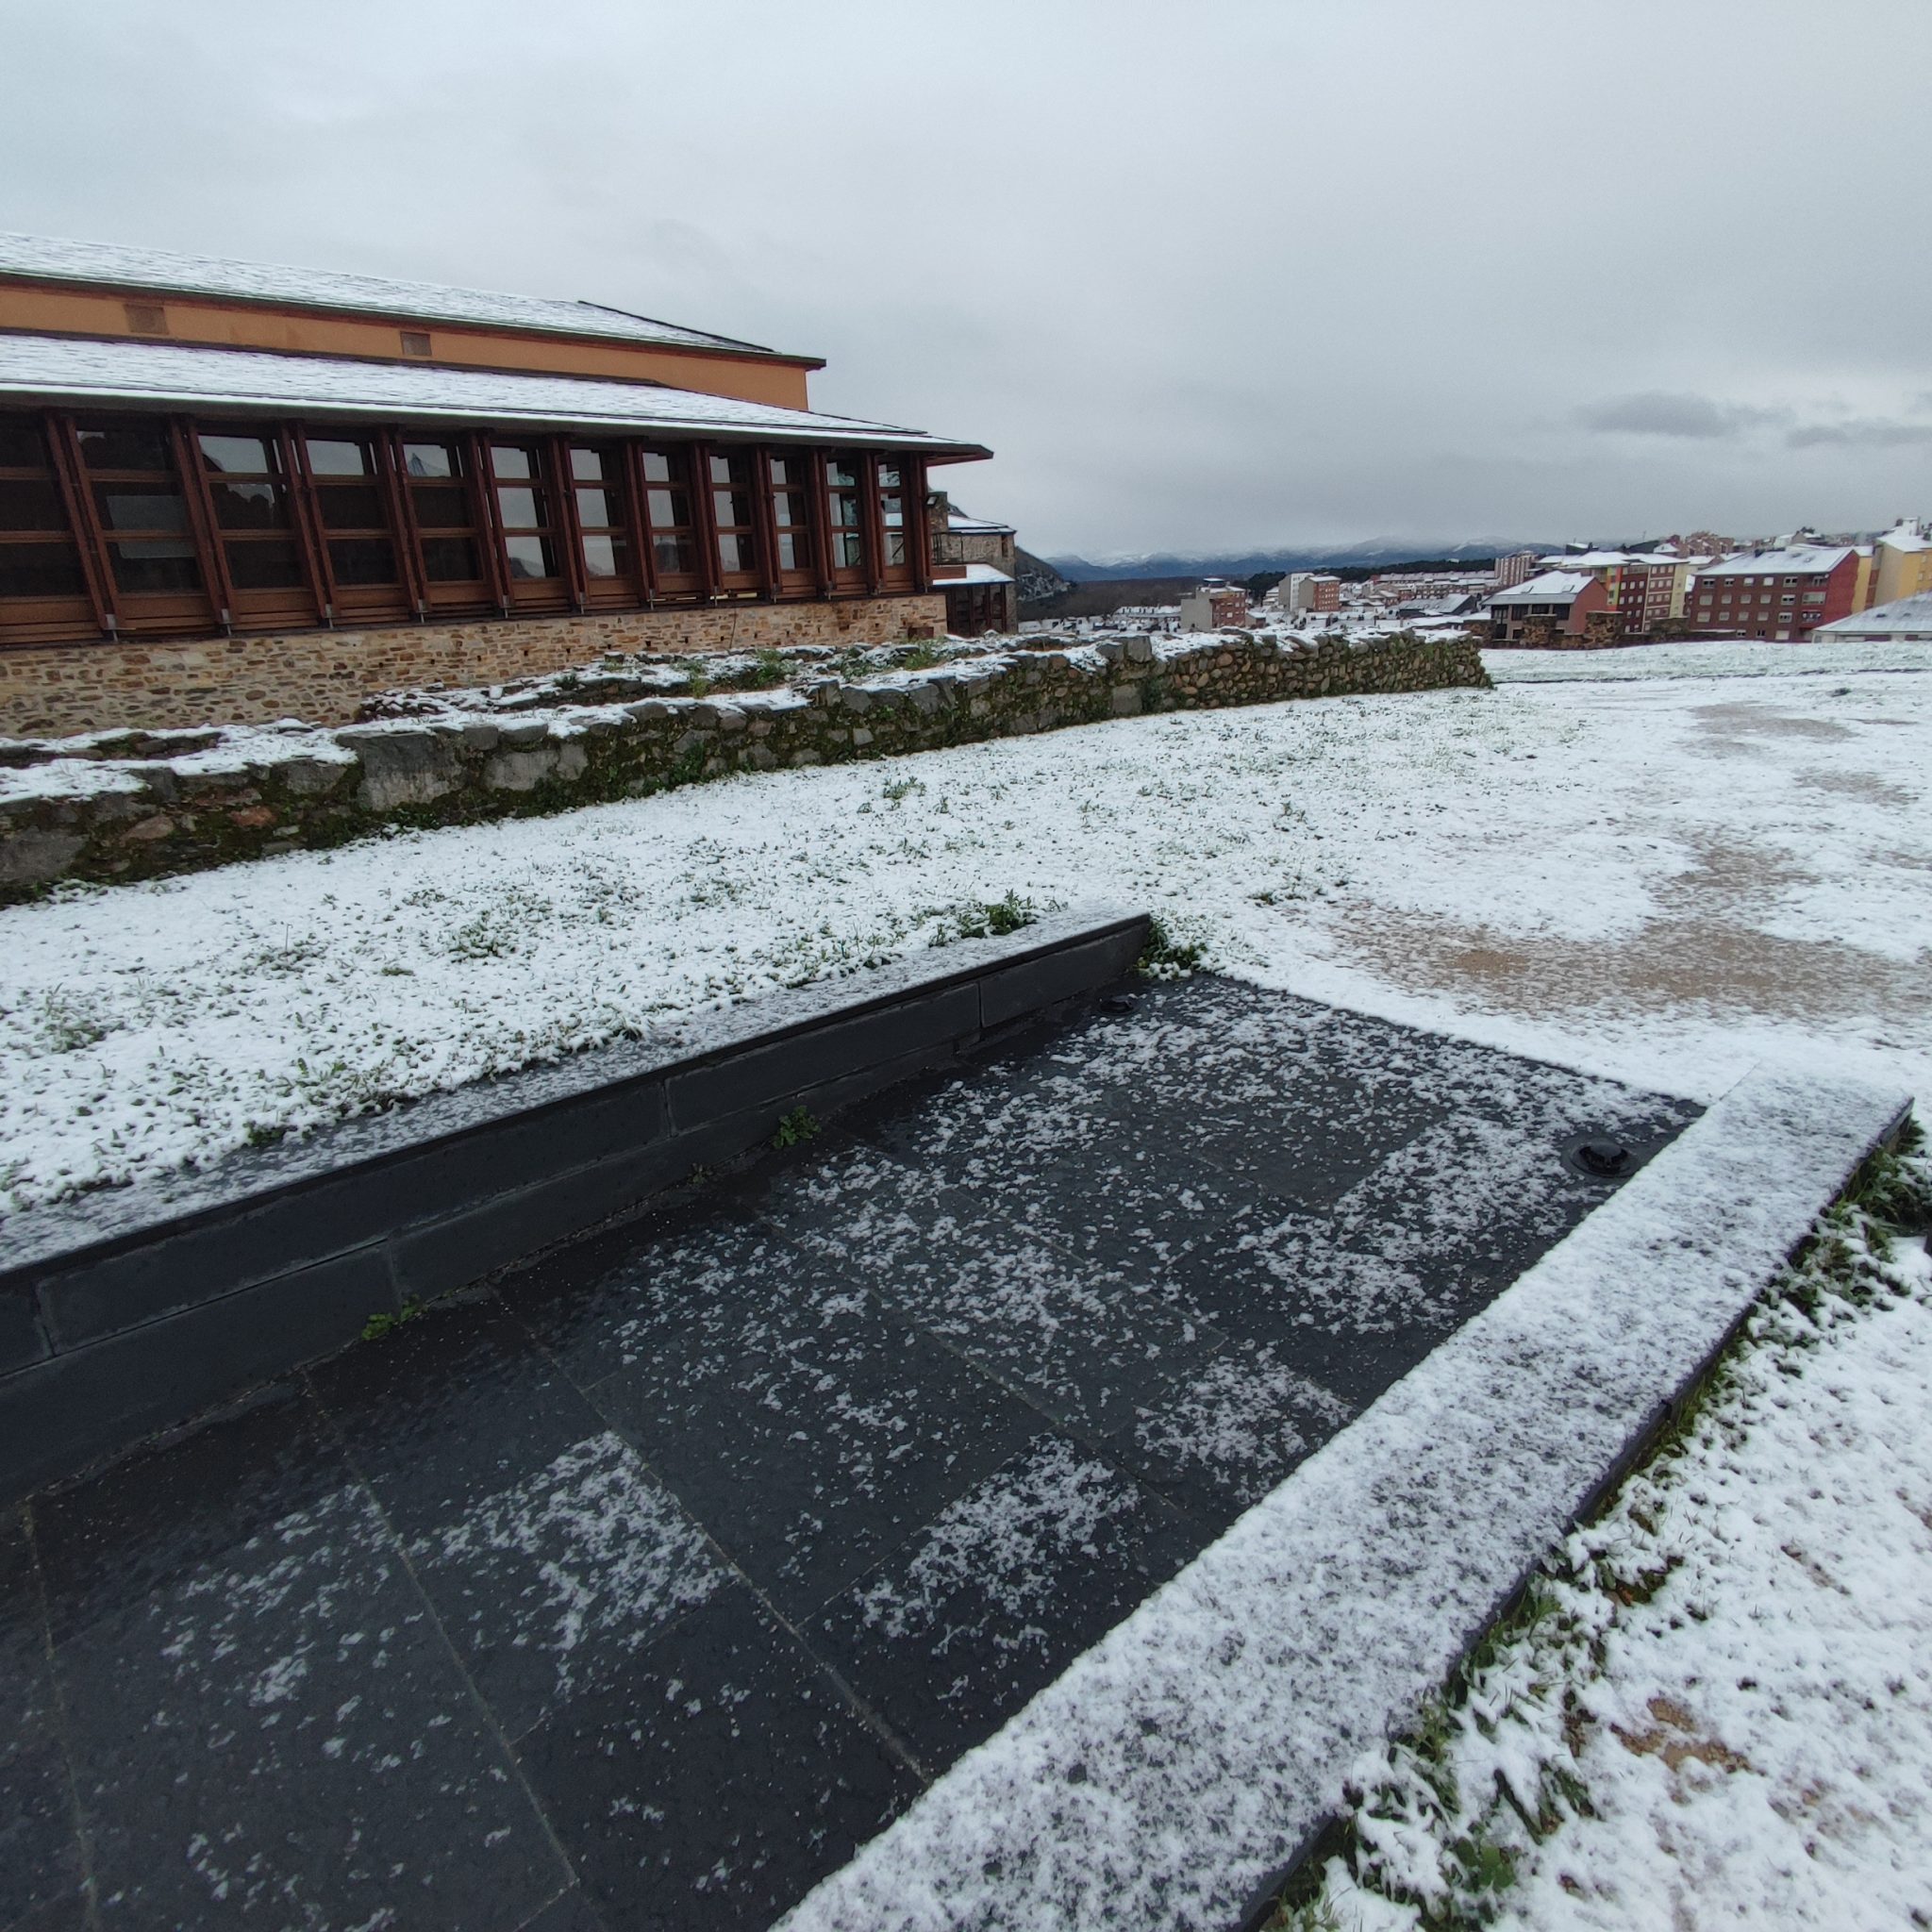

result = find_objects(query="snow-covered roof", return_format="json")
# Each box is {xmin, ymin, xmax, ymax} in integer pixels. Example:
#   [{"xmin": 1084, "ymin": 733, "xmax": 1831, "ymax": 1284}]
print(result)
[
  {"xmin": 1491, "ymin": 570, "xmax": 1594, "ymax": 605},
  {"xmin": 1693, "ymin": 545, "xmax": 1852, "ymax": 578},
  {"xmin": 1810, "ymin": 591, "xmax": 1932, "ymax": 639},
  {"xmin": 1877, "ymin": 521, "xmax": 1929, "ymax": 555},
  {"xmin": 0, "ymin": 333, "xmax": 989, "ymax": 458},
  {"xmin": 945, "ymin": 512, "xmax": 1014, "ymax": 535},
  {"xmin": 938, "ymin": 561, "xmax": 1013, "ymax": 587},
  {"xmin": 1540, "ymin": 549, "xmax": 1636, "ymax": 569},
  {"xmin": 0, "ymin": 230, "xmax": 797, "ymax": 361}
]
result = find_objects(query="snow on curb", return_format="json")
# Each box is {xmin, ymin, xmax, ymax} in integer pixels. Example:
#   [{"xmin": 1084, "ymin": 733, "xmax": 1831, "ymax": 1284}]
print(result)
[{"xmin": 778, "ymin": 1067, "xmax": 1912, "ymax": 1932}]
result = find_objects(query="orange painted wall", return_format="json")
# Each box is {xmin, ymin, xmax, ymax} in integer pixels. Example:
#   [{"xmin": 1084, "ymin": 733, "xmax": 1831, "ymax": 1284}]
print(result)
[{"xmin": 0, "ymin": 283, "xmax": 817, "ymax": 408}]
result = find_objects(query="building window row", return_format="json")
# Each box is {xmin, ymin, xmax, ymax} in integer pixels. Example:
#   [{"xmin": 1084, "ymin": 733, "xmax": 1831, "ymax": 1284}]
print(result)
[{"xmin": 0, "ymin": 410, "xmax": 929, "ymax": 647}]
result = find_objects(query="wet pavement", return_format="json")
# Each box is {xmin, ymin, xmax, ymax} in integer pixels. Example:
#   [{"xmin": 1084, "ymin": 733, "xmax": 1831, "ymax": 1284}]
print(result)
[{"xmin": 0, "ymin": 977, "xmax": 1695, "ymax": 1932}]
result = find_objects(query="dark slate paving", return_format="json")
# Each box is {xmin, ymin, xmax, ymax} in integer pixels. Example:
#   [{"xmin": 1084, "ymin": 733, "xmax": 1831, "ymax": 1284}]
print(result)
[{"xmin": 1, "ymin": 977, "xmax": 1696, "ymax": 1930}]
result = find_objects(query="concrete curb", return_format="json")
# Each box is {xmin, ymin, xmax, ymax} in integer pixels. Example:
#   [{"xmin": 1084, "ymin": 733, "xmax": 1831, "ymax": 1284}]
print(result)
[
  {"xmin": 776, "ymin": 1066, "xmax": 1914, "ymax": 1932},
  {"xmin": 0, "ymin": 908, "xmax": 1149, "ymax": 1503}
]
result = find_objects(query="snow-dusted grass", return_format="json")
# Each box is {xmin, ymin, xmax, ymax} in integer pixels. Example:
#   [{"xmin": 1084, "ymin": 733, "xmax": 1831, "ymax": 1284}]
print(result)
[
  {"xmin": 1, "ymin": 656, "xmax": 1926, "ymax": 1220},
  {"xmin": 1282, "ymin": 1130, "xmax": 1932, "ymax": 1932},
  {"xmin": 1486, "ymin": 635, "xmax": 1930, "ymax": 683}
]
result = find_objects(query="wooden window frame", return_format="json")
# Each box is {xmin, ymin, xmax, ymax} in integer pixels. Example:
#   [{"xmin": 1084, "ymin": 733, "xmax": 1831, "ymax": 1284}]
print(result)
[
  {"xmin": 703, "ymin": 443, "xmax": 764, "ymax": 601},
  {"xmin": 0, "ymin": 411, "xmax": 105, "ymax": 644},
  {"xmin": 484, "ymin": 434, "xmax": 573, "ymax": 617},
  {"xmin": 1, "ymin": 403, "xmax": 942, "ymax": 649},
  {"xmin": 636, "ymin": 443, "xmax": 704, "ymax": 603},
  {"xmin": 189, "ymin": 422, "xmax": 325, "ymax": 634}
]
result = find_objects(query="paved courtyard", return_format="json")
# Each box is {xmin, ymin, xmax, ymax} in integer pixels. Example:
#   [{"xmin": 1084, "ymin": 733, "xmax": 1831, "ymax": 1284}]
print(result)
[{"xmin": 2, "ymin": 978, "xmax": 1693, "ymax": 1932}]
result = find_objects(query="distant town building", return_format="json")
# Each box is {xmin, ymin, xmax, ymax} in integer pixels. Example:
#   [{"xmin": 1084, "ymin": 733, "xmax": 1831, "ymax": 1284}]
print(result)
[
  {"xmin": 1535, "ymin": 548, "xmax": 1699, "ymax": 637},
  {"xmin": 1811, "ymin": 590, "xmax": 1932, "ymax": 642},
  {"xmin": 1277, "ymin": 571, "xmax": 1341, "ymax": 613},
  {"xmin": 1493, "ymin": 550, "xmax": 1542, "ymax": 590},
  {"xmin": 1871, "ymin": 517, "xmax": 1932, "ymax": 607},
  {"xmin": 1486, "ymin": 569, "xmax": 1610, "ymax": 645},
  {"xmin": 927, "ymin": 491, "xmax": 1017, "ymax": 634},
  {"xmin": 1686, "ymin": 544, "xmax": 1862, "ymax": 641},
  {"xmin": 1177, "ymin": 579, "xmax": 1250, "ymax": 630}
]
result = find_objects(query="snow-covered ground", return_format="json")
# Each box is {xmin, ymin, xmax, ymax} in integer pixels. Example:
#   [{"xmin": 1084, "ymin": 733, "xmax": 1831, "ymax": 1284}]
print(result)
[
  {"xmin": 0, "ymin": 640, "xmax": 1925, "ymax": 1220},
  {"xmin": 1302, "ymin": 1178, "xmax": 1932, "ymax": 1932}
]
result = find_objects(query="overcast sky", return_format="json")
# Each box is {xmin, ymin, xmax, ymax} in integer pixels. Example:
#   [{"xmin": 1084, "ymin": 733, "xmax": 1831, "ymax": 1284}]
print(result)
[{"xmin": 4, "ymin": 0, "xmax": 1928, "ymax": 558}]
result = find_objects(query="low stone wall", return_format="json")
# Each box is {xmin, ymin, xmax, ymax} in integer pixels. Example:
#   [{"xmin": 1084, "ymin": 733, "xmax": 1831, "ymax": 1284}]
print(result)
[
  {"xmin": 0, "ymin": 630, "xmax": 1489, "ymax": 900},
  {"xmin": 0, "ymin": 594, "xmax": 948, "ymax": 739}
]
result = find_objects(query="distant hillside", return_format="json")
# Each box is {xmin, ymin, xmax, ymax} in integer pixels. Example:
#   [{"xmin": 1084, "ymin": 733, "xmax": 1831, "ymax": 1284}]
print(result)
[{"xmin": 1047, "ymin": 540, "xmax": 1543, "ymax": 583}]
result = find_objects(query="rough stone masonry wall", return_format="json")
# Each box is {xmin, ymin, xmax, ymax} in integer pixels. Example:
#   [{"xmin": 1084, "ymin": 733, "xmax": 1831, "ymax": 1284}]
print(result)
[
  {"xmin": 0, "ymin": 595, "xmax": 948, "ymax": 740},
  {"xmin": 0, "ymin": 631, "xmax": 1489, "ymax": 901}
]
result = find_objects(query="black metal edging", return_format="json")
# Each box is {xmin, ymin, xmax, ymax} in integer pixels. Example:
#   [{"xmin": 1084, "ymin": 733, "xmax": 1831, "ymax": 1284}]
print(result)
[
  {"xmin": 0, "ymin": 910, "xmax": 1150, "ymax": 1504},
  {"xmin": 1235, "ymin": 1093, "xmax": 1918, "ymax": 1932}
]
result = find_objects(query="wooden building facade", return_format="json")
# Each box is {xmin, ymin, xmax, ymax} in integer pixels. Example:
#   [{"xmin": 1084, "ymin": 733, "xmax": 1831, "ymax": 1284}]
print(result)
[{"xmin": 0, "ymin": 235, "xmax": 989, "ymax": 732}]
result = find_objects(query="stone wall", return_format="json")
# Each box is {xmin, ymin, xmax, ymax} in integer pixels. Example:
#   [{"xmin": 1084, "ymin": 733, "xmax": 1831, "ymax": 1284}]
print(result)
[
  {"xmin": 0, "ymin": 630, "xmax": 1490, "ymax": 900},
  {"xmin": 0, "ymin": 595, "xmax": 947, "ymax": 740}
]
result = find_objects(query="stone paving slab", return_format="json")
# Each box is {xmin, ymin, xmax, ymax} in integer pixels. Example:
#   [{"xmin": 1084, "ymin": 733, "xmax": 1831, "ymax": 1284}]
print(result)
[{"xmin": 0, "ymin": 978, "xmax": 1695, "ymax": 1931}]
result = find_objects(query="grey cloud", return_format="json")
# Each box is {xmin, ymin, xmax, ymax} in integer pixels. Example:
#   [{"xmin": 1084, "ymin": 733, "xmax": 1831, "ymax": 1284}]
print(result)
[
  {"xmin": 1787, "ymin": 420, "xmax": 1932, "ymax": 449},
  {"xmin": 1575, "ymin": 392, "xmax": 1784, "ymax": 440}
]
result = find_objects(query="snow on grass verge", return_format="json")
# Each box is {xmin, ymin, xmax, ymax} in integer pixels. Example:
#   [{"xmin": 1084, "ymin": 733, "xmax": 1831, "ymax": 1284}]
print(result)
[
  {"xmin": 1274, "ymin": 1122, "xmax": 1932, "ymax": 1932},
  {"xmin": 774, "ymin": 1070, "xmax": 1910, "ymax": 1932},
  {"xmin": 0, "ymin": 660, "xmax": 1924, "ymax": 1220}
]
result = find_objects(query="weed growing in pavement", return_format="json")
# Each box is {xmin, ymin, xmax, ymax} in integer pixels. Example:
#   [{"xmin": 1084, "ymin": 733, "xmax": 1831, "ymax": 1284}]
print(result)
[
  {"xmin": 1137, "ymin": 914, "xmax": 1207, "ymax": 978},
  {"xmin": 773, "ymin": 1106, "xmax": 820, "ymax": 1148},
  {"xmin": 361, "ymin": 1297, "xmax": 425, "ymax": 1342}
]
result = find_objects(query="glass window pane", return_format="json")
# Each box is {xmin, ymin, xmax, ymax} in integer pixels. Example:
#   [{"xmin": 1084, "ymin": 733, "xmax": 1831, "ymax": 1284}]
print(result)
[
  {"xmin": 709, "ymin": 454, "xmax": 732, "ymax": 486},
  {"xmin": 653, "ymin": 533, "xmax": 693, "ymax": 574},
  {"xmin": 317, "ymin": 483, "xmax": 387, "ymax": 531},
  {"xmin": 421, "ymin": 535, "xmax": 480, "ymax": 581},
  {"xmin": 646, "ymin": 488, "xmax": 683, "ymax": 528},
  {"xmin": 307, "ymin": 438, "xmax": 372, "ymax": 477},
  {"xmin": 714, "ymin": 490, "xmax": 752, "ymax": 529},
  {"xmin": 581, "ymin": 534, "xmax": 623, "ymax": 578},
  {"xmin": 884, "ymin": 531, "xmax": 907, "ymax": 566},
  {"xmin": 835, "ymin": 532, "xmax": 863, "ymax": 567},
  {"xmin": 575, "ymin": 487, "xmax": 615, "ymax": 529},
  {"xmin": 410, "ymin": 482, "xmax": 472, "ymax": 529},
  {"xmin": 830, "ymin": 492, "xmax": 859, "ymax": 528},
  {"xmin": 225, "ymin": 538, "xmax": 305, "ymax": 589},
  {"xmin": 880, "ymin": 493, "xmax": 904, "ymax": 527},
  {"xmin": 0, "ymin": 417, "xmax": 50, "ymax": 468},
  {"xmin": 211, "ymin": 480, "xmax": 288, "ymax": 530},
  {"xmin": 108, "ymin": 541, "xmax": 201, "ymax": 594},
  {"xmin": 570, "ymin": 447, "xmax": 607, "ymax": 483},
  {"xmin": 0, "ymin": 540, "xmax": 84, "ymax": 598},
  {"xmin": 827, "ymin": 458, "xmax": 858, "ymax": 487},
  {"xmin": 93, "ymin": 484, "xmax": 190, "ymax": 533},
  {"xmin": 768, "ymin": 456, "xmax": 796, "ymax": 487},
  {"xmin": 0, "ymin": 477, "xmax": 69, "ymax": 531},
  {"xmin": 504, "ymin": 534, "xmax": 557, "ymax": 580},
  {"xmin": 877, "ymin": 463, "xmax": 901, "ymax": 488},
  {"xmin": 772, "ymin": 490, "xmax": 803, "ymax": 528},
  {"xmin": 641, "ymin": 451, "xmax": 674, "ymax": 483},
  {"xmin": 496, "ymin": 486, "xmax": 542, "ymax": 530},
  {"xmin": 491, "ymin": 445, "xmax": 534, "ymax": 480},
  {"xmin": 77, "ymin": 421, "xmax": 173, "ymax": 471},
  {"xmin": 198, "ymin": 434, "xmax": 273, "ymax": 475},
  {"xmin": 327, "ymin": 536, "xmax": 398, "ymax": 586},
  {"xmin": 776, "ymin": 532, "xmax": 800, "ymax": 571},
  {"xmin": 404, "ymin": 441, "xmax": 460, "ymax": 479},
  {"xmin": 717, "ymin": 533, "xmax": 748, "ymax": 574}
]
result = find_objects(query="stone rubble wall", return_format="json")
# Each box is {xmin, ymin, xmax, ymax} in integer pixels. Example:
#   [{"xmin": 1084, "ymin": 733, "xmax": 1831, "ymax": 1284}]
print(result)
[
  {"xmin": 0, "ymin": 630, "xmax": 1489, "ymax": 901},
  {"xmin": 0, "ymin": 595, "xmax": 949, "ymax": 740}
]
